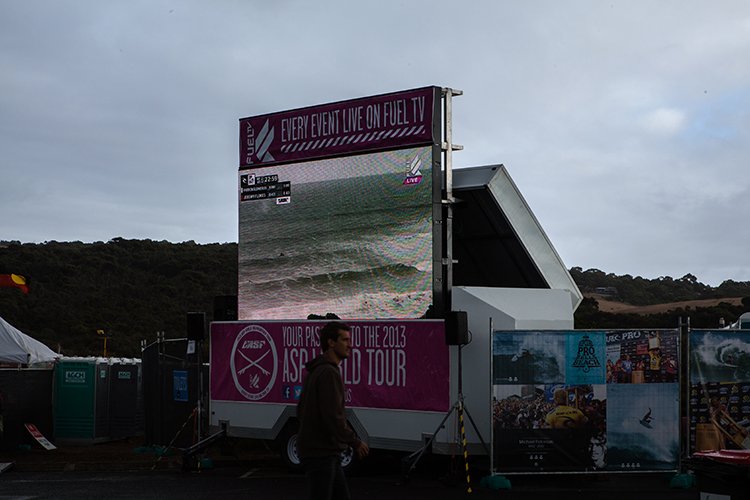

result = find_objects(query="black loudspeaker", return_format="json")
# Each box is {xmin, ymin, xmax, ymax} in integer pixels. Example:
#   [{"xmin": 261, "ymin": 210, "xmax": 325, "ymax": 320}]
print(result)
[
  {"xmin": 213, "ymin": 295, "xmax": 238, "ymax": 321},
  {"xmin": 445, "ymin": 310, "xmax": 469, "ymax": 345},
  {"xmin": 186, "ymin": 312, "xmax": 206, "ymax": 341}
]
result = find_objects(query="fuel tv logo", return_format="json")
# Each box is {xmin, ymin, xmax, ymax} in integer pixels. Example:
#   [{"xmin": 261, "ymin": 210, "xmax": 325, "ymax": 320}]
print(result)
[{"xmin": 244, "ymin": 119, "xmax": 275, "ymax": 165}]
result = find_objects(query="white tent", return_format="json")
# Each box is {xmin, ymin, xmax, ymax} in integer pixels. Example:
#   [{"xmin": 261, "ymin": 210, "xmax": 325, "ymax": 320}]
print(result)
[{"xmin": 0, "ymin": 316, "xmax": 59, "ymax": 365}]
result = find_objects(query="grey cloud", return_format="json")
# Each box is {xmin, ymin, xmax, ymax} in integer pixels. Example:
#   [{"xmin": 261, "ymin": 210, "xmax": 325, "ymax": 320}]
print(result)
[{"xmin": 1, "ymin": 0, "xmax": 749, "ymax": 286}]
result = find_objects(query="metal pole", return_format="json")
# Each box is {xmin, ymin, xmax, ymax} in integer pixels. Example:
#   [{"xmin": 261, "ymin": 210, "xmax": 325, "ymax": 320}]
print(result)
[
  {"xmin": 458, "ymin": 343, "xmax": 463, "ymax": 396},
  {"xmin": 157, "ymin": 331, "xmax": 163, "ymax": 445},
  {"xmin": 441, "ymin": 88, "xmax": 462, "ymax": 314},
  {"xmin": 197, "ymin": 339, "xmax": 203, "ymax": 441},
  {"xmin": 443, "ymin": 88, "xmax": 455, "ymax": 203},
  {"xmin": 489, "ymin": 317, "xmax": 494, "ymax": 475},
  {"xmin": 679, "ymin": 316, "xmax": 690, "ymax": 468}
]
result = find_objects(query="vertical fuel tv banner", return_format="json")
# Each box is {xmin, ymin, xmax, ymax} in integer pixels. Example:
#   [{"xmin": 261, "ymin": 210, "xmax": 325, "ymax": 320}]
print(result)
[
  {"xmin": 688, "ymin": 330, "xmax": 750, "ymax": 454},
  {"xmin": 210, "ymin": 320, "xmax": 449, "ymax": 412},
  {"xmin": 491, "ymin": 329, "xmax": 679, "ymax": 473},
  {"xmin": 237, "ymin": 87, "xmax": 440, "ymax": 321}
]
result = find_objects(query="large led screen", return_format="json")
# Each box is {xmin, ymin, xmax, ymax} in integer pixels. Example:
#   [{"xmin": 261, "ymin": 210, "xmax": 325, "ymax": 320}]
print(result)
[{"xmin": 238, "ymin": 145, "xmax": 434, "ymax": 320}]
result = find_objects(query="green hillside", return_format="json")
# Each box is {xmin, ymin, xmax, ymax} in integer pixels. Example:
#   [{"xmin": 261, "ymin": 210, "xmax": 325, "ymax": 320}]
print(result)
[
  {"xmin": 1, "ymin": 240, "xmax": 748, "ymax": 357},
  {"xmin": 0, "ymin": 239, "xmax": 236, "ymax": 357}
]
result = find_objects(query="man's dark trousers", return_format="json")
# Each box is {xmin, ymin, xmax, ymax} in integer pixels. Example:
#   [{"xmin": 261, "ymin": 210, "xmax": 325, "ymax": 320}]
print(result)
[{"xmin": 303, "ymin": 455, "xmax": 350, "ymax": 500}]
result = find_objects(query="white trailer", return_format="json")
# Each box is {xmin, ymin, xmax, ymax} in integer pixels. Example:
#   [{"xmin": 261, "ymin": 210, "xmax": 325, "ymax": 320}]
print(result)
[{"xmin": 209, "ymin": 164, "xmax": 582, "ymax": 468}]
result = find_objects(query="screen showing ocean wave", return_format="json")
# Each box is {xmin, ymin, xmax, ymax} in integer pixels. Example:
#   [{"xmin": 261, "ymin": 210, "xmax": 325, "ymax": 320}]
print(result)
[
  {"xmin": 244, "ymin": 290, "xmax": 433, "ymax": 320},
  {"xmin": 238, "ymin": 146, "xmax": 434, "ymax": 320}
]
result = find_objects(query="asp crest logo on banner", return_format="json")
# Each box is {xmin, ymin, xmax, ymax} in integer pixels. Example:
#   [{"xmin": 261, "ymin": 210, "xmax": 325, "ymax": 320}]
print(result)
[
  {"xmin": 211, "ymin": 320, "xmax": 449, "ymax": 412},
  {"xmin": 229, "ymin": 324, "xmax": 279, "ymax": 401}
]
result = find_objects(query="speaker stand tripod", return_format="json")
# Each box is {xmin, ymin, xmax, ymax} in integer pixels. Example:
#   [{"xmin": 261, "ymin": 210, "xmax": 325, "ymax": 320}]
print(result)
[{"xmin": 402, "ymin": 343, "xmax": 489, "ymax": 482}]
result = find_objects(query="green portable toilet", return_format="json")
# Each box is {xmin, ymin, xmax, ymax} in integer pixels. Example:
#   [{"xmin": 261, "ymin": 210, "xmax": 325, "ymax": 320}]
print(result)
[{"xmin": 53, "ymin": 358, "xmax": 110, "ymax": 441}]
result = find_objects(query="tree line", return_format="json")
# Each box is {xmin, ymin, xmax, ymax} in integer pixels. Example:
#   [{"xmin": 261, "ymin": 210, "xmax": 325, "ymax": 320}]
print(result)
[
  {"xmin": 0, "ymin": 239, "xmax": 236, "ymax": 357},
  {"xmin": 0, "ymin": 240, "xmax": 748, "ymax": 357},
  {"xmin": 570, "ymin": 267, "xmax": 750, "ymax": 329}
]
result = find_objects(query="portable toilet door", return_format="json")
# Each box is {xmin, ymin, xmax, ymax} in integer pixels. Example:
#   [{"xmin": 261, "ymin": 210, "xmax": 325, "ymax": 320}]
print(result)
[
  {"xmin": 54, "ymin": 359, "xmax": 110, "ymax": 442},
  {"xmin": 109, "ymin": 360, "xmax": 139, "ymax": 438},
  {"xmin": 54, "ymin": 360, "xmax": 97, "ymax": 440}
]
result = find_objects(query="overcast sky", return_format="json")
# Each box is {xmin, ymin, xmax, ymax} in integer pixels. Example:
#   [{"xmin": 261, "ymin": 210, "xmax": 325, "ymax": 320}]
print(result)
[{"xmin": 1, "ymin": 1, "xmax": 748, "ymax": 286}]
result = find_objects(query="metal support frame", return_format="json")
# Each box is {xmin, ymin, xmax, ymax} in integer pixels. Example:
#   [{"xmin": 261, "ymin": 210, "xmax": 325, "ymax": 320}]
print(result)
[
  {"xmin": 678, "ymin": 316, "xmax": 689, "ymax": 470},
  {"xmin": 440, "ymin": 87, "xmax": 463, "ymax": 315},
  {"xmin": 489, "ymin": 317, "xmax": 496, "ymax": 475},
  {"xmin": 182, "ymin": 423, "xmax": 227, "ymax": 471},
  {"xmin": 402, "ymin": 343, "xmax": 489, "ymax": 482},
  {"xmin": 401, "ymin": 88, "xmax": 490, "ymax": 483}
]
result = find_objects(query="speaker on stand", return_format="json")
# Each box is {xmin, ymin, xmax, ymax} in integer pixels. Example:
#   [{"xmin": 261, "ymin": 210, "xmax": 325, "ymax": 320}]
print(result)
[
  {"xmin": 445, "ymin": 310, "xmax": 469, "ymax": 346},
  {"xmin": 403, "ymin": 310, "xmax": 487, "ymax": 486}
]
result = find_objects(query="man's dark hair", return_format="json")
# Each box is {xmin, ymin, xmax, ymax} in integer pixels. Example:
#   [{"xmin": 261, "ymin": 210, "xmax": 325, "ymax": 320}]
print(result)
[{"xmin": 319, "ymin": 321, "xmax": 350, "ymax": 350}]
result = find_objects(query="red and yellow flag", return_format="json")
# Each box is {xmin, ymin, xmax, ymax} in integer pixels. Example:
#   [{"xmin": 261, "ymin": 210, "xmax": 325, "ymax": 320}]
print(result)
[{"xmin": 0, "ymin": 274, "xmax": 29, "ymax": 294}]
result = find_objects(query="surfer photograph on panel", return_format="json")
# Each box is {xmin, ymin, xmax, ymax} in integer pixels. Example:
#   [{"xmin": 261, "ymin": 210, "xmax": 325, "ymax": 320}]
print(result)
[
  {"xmin": 606, "ymin": 383, "xmax": 680, "ymax": 470},
  {"xmin": 238, "ymin": 146, "xmax": 434, "ymax": 320},
  {"xmin": 492, "ymin": 332, "xmax": 566, "ymax": 385},
  {"xmin": 492, "ymin": 384, "xmax": 607, "ymax": 471},
  {"xmin": 606, "ymin": 330, "xmax": 679, "ymax": 384},
  {"xmin": 690, "ymin": 330, "xmax": 750, "ymax": 383}
]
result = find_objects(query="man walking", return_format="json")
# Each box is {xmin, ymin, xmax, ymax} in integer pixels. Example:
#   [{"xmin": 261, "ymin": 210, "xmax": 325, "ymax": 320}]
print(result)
[{"xmin": 297, "ymin": 321, "xmax": 369, "ymax": 500}]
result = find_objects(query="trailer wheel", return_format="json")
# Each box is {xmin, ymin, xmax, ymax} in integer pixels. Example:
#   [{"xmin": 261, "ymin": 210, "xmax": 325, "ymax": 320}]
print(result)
[
  {"xmin": 279, "ymin": 424, "xmax": 358, "ymax": 473},
  {"xmin": 339, "ymin": 444, "xmax": 356, "ymax": 472},
  {"xmin": 279, "ymin": 427, "xmax": 303, "ymax": 472}
]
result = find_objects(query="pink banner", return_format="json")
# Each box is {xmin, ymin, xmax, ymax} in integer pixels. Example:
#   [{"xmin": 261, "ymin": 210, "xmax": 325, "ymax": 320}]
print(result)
[
  {"xmin": 239, "ymin": 87, "xmax": 437, "ymax": 168},
  {"xmin": 210, "ymin": 320, "xmax": 449, "ymax": 412}
]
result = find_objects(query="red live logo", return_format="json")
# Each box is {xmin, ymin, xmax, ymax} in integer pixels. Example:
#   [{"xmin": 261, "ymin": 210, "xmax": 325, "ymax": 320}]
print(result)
[{"xmin": 403, "ymin": 175, "xmax": 422, "ymax": 185}]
